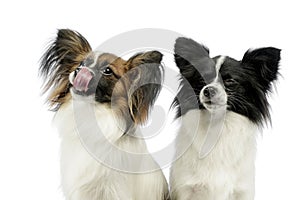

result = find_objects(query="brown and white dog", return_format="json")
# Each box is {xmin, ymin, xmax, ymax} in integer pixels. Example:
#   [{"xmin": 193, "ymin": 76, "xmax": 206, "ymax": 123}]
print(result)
[{"xmin": 40, "ymin": 29, "xmax": 169, "ymax": 200}]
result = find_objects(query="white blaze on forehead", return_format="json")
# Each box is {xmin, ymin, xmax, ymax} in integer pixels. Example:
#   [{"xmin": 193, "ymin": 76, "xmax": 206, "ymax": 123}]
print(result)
[
  {"xmin": 214, "ymin": 56, "xmax": 226, "ymax": 81},
  {"xmin": 89, "ymin": 51, "xmax": 103, "ymax": 68}
]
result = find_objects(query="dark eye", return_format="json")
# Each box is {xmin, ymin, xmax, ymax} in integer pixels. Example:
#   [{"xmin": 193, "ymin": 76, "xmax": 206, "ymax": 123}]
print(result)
[
  {"xmin": 102, "ymin": 67, "xmax": 113, "ymax": 75},
  {"xmin": 224, "ymin": 78, "xmax": 237, "ymax": 87}
]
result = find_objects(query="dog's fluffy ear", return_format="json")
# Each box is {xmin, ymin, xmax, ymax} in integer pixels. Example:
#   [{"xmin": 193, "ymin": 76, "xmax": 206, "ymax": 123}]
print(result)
[
  {"xmin": 242, "ymin": 47, "xmax": 281, "ymax": 91},
  {"xmin": 126, "ymin": 51, "xmax": 163, "ymax": 124},
  {"xmin": 174, "ymin": 37, "xmax": 215, "ymax": 81},
  {"xmin": 40, "ymin": 29, "xmax": 92, "ymax": 110}
]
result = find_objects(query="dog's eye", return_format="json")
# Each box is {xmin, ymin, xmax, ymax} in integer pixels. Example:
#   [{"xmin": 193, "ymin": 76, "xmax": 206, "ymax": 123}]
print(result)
[
  {"xmin": 102, "ymin": 67, "xmax": 113, "ymax": 75},
  {"xmin": 224, "ymin": 78, "xmax": 237, "ymax": 86}
]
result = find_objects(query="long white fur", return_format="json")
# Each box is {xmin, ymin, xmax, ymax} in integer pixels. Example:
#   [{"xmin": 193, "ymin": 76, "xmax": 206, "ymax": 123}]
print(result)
[
  {"xmin": 54, "ymin": 98, "xmax": 168, "ymax": 200},
  {"xmin": 170, "ymin": 110, "xmax": 257, "ymax": 200}
]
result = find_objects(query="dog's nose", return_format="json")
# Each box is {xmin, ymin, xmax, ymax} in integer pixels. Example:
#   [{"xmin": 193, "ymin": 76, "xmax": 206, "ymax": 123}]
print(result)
[{"xmin": 203, "ymin": 86, "xmax": 217, "ymax": 98}]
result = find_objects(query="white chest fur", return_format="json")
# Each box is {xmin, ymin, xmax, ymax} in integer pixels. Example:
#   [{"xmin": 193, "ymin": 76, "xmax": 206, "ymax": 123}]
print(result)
[
  {"xmin": 53, "ymin": 100, "xmax": 168, "ymax": 200},
  {"xmin": 170, "ymin": 110, "xmax": 257, "ymax": 200}
]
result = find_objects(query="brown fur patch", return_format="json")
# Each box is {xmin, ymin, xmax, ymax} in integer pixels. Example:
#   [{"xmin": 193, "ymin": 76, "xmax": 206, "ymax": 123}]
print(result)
[{"xmin": 124, "ymin": 51, "xmax": 163, "ymax": 124}]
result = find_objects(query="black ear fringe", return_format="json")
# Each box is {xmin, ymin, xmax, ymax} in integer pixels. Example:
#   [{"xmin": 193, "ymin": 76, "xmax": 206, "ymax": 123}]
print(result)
[
  {"xmin": 170, "ymin": 83, "xmax": 201, "ymax": 119},
  {"xmin": 39, "ymin": 29, "xmax": 92, "ymax": 109},
  {"xmin": 174, "ymin": 37, "xmax": 210, "ymax": 59},
  {"xmin": 240, "ymin": 47, "xmax": 281, "ymax": 126},
  {"xmin": 171, "ymin": 37, "xmax": 212, "ymax": 118},
  {"xmin": 174, "ymin": 37, "xmax": 216, "ymax": 83},
  {"xmin": 242, "ymin": 47, "xmax": 281, "ymax": 90},
  {"xmin": 174, "ymin": 37, "xmax": 210, "ymax": 73}
]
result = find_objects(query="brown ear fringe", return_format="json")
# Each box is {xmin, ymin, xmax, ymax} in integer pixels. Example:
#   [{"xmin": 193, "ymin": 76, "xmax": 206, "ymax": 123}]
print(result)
[
  {"xmin": 39, "ymin": 29, "xmax": 92, "ymax": 110},
  {"xmin": 126, "ymin": 51, "xmax": 164, "ymax": 124}
]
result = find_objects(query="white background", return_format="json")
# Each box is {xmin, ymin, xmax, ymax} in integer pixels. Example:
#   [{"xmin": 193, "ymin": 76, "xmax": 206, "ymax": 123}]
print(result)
[{"xmin": 0, "ymin": 0, "xmax": 299, "ymax": 199}]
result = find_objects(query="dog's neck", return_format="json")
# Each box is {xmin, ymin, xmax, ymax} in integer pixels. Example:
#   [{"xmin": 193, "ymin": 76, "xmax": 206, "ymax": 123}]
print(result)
[{"xmin": 175, "ymin": 109, "xmax": 258, "ymax": 160}]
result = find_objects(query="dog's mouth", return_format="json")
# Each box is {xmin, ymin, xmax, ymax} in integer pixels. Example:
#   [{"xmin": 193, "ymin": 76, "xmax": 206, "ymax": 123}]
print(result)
[
  {"xmin": 203, "ymin": 100, "xmax": 226, "ymax": 106},
  {"xmin": 71, "ymin": 67, "xmax": 94, "ymax": 92},
  {"xmin": 201, "ymin": 97, "xmax": 228, "ymax": 110},
  {"xmin": 204, "ymin": 100, "xmax": 212, "ymax": 105}
]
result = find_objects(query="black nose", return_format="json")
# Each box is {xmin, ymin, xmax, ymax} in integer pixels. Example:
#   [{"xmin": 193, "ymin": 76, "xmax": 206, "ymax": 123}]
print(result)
[{"xmin": 203, "ymin": 86, "xmax": 217, "ymax": 98}]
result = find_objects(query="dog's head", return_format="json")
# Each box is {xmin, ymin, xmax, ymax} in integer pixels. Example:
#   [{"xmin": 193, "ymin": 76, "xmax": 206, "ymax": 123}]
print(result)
[
  {"xmin": 40, "ymin": 29, "xmax": 163, "ymax": 125},
  {"xmin": 173, "ymin": 37, "xmax": 281, "ymax": 125}
]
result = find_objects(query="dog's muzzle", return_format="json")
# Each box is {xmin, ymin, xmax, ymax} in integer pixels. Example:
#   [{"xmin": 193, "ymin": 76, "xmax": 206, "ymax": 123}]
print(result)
[
  {"xmin": 69, "ymin": 67, "xmax": 94, "ymax": 92},
  {"xmin": 200, "ymin": 83, "xmax": 227, "ymax": 111}
]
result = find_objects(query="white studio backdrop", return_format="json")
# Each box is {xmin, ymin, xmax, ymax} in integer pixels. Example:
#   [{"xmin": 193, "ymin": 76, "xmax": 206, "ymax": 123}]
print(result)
[{"xmin": 0, "ymin": 0, "xmax": 299, "ymax": 199}]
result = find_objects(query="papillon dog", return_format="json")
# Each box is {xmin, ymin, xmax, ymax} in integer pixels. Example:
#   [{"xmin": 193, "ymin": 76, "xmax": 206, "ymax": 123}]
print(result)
[
  {"xmin": 40, "ymin": 29, "xmax": 169, "ymax": 200},
  {"xmin": 170, "ymin": 37, "xmax": 281, "ymax": 200}
]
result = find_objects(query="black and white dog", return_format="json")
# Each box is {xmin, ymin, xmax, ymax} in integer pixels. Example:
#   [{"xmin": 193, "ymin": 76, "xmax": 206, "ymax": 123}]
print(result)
[{"xmin": 170, "ymin": 37, "xmax": 280, "ymax": 200}]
